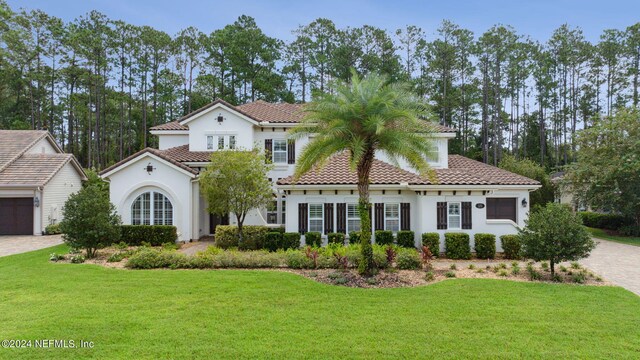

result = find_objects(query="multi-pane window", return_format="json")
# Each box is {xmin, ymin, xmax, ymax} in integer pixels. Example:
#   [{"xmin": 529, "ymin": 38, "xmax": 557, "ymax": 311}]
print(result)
[
  {"xmin": 347, "ymin": 203, "xmax": 361, "ymax": 232},
  {"xmin": 384, "ymin": 203, "xmax": 400, "ymax": 232},
  {"xmin": 229, "ymin": 135, "xmax": 236, "ymax": 150},
  {"xmin": 206, "ymin": 136, "xmax": 214, "ymax": 150},
  {"xmin": 218, "ymin": 136, "xmax": 225, "ymax": 150},
  {"xmin": 308, "ymin": 204, "xmax": 323, "ymax": 233},
  {"xmin": 273, "ymin": 139, "xmax": 287, "ymax": 163},
  {"xmin": 448, "ymin": 202, "xmax": 461, "ymax": 229},
  {"xmin": 266, "ymin": 199, "xmax": 278, "ymax": 224},
  {"xmin": 131, "ymin": 191, "xmax": 173, "ymax": 226}
]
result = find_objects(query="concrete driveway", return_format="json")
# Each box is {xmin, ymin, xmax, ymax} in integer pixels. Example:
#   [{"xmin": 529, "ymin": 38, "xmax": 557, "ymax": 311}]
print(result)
[
  {"xmin": 0, "ymin": 235, "xmax": 63, "ymax": 258},
  {"xmin": 580, "ymin": 238, "xmax": 640, "ymax": 296}
]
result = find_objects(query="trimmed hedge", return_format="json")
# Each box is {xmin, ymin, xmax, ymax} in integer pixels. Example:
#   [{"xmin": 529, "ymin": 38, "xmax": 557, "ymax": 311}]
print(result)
[
  {"xmin": 270, "ymin": 227, "xmax": 286, "ymax": 234},
  {"xmin": 445, "ymin": 233, "xmax": 471, "ymax": 259},
  {"xmin": 348, "ymin": 231, "xmax": 361, "ymax": 244},
  {"xmin": 578, "ymin": 211, "xmax": 633, "ymax": 231},
  {"xmin": 264, "ymin": 232, "xmax": 283, "ymax": 252},
  {"xmin": 474, "ymin": 233, "xmax": 496, "ymax": 259},
  {"xmin": 214, "ymin": 225, "xmax": 269, "ymax": 250},
  {"xmin": 500, "ymin": 234, "xmax": 522, "ymax": 259},
  {"xmin": 421, "ymin": 233, "xmax": 440, "ymax": 257},
  {"xmin": 375, "ymin": 230, "xmax": 394, "ymax": 245},
  {"xmin": 282, "ymin": 232, "xmax": 301, "ymax": 250},
  {"xmin": 305, "ymin": 232, "xmax": 322, "ymax": 247},
  {"xmin": 120, "ymin": 225, "xmax": 177, "ymax": 246},
  {"xmin": 395, "ymin": 248, "xmax": 421, "ymax": 270},
  {"xmin": 327, "ymin": 232, "xmax": 345, "ymax": 245},
  {"xmin": 396, "ymin": 231, "xmax": 415, "ymax": 248}
]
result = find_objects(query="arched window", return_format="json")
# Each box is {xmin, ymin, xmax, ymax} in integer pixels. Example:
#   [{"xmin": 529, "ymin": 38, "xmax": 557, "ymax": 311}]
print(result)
[{"xmin": 131, "ymin": 191, "xmax": 173, "ymax": 225}]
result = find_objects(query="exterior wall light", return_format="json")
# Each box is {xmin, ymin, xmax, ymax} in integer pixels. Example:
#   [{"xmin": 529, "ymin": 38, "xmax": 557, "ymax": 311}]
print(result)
[
  {"xmin": 522, "ymin": 198, "xmax": 528, "ymax": 208},
  {"xmin": 34, "ymin": 196, "xmax": 40, "ymax": 208}
]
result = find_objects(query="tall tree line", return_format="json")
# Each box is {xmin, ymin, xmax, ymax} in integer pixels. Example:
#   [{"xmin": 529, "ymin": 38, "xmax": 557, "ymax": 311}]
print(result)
[{"xmin": 1, "ymin": 1, "xmax": 639, "ymax": 171}]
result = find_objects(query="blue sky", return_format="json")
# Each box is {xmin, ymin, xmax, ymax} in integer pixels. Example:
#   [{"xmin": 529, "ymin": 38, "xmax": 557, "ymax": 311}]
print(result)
[{"xmin": 6, "ymin": 0, "xmax": 639, "ymax": 42}]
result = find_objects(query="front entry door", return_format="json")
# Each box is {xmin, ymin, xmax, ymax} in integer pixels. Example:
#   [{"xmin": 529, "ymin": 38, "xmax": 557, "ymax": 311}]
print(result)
[{"xmin": 209, "ymin": 213, "xmax": 229, "ymax": 234}]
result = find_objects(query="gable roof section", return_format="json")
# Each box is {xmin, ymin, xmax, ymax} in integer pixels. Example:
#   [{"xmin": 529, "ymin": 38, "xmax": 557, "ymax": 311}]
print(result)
[
  {"xmin": 276, "ymin": 153, "xmax": 539, "ymax": 187},
  {"xmin": 0, "ymin": 130, "xmax": 49, "ymax": 172},
  {"xmin": 99, "ymin": 147, "xmax": 199, "ymax": 178},
  {"xmin": 0, "ymin": 130, "xmax": 86, "ymax": 186}
]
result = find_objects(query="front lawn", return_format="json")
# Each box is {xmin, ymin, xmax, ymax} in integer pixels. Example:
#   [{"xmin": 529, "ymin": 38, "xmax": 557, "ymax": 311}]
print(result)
[
  {"xmin": 0, "ymin": 245, "xmax": 638, "ymax": 359},
  {"xmin": 587, "ymin": 227, "xmax": 640, "ymax": 247}
]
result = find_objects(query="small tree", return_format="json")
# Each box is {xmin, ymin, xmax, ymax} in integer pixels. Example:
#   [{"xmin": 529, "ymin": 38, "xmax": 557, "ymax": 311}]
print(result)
[
  {"xmin": 59, "ymin": 185, "xmax": 121, "ymax": 258},
  {"xmin": 519, "ymin": 203, "xmax": 595, "ymax": 276},
  {"xmin": 199, "ymin": 149, "xmax": 273, "ymax": 246}
]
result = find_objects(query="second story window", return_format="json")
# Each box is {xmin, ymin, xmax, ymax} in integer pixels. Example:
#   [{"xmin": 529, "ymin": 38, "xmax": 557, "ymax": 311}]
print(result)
[
  {"xmin": 229, "ymin": 135, "xmax": 236, "ymax": 150},
  {"xmin": 218, "ymin": 136, "xmax": 225, "ymax": 150},
  {"xmin": 206, "ymin": 136, "xmax": 214, "ymax": 150},
  {"xmin": 273, "ymin": 139, "xmax": 287, "ymax": 163}
]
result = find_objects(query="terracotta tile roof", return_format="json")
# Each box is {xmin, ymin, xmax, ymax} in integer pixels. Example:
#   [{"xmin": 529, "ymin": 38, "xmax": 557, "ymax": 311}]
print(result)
[
  {"xmin": 236, "ymin": 100, "xmax": 304, "ymax": 123},
  {"xmin": 276, "ymin": 153, "xmax": 539, "ymax": 187},
  {"xmin": 161, "ymin": 145, "xmax": 212, "ymax": 162},
  {"xmin": 99, "ymin": 147, "xmax": 199, "ymax": 176},
  {"xmin": 149, "ymin": 121, "xmax": 187, "ymax": 131},
  {"xmin": 0, "ymin": 130, "xmax": 49, "ymax": 171},
  {"xmin": 0, "ymin": 153, "xmax": 73, "ymax": 186}
]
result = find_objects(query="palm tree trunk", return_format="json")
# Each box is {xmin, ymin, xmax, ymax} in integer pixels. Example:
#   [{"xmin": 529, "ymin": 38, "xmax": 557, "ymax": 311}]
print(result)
[{"xmin": 357, "ymin": 147, "xmax": 375, "ymax": 275}]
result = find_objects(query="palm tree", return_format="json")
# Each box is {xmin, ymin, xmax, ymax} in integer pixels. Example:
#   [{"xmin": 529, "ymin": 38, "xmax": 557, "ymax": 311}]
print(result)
[{"xmin": 290, "ymin": 72, "xmax": 436, "ymax": 275}]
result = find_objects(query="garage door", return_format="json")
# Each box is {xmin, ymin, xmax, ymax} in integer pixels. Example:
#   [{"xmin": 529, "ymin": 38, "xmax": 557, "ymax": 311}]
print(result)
[{"xmin": 0, "ymin": 198, "xmax": 34, "ymax": 235}]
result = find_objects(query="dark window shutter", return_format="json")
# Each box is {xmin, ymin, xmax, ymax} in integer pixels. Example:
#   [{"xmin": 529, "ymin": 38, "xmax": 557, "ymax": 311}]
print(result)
[
  {"xmin": 400, "ymin": 203, "xmax": 411, "ymax": 231},
  {"xmin": 437, "ymin": 202, "xmax": 448, "ymax": 230},
  {"xmin": 287, "ymin": 139, "xmax": 295, "ymax": 164},
  {"xmin": 462, "ymin": 202, "xmax": 472, "ymax": 229},
  {"xmin": 298, "ymin": 203, "xmax": 308, "ymax": 234},
  {"xmin": 336, "ymin": 203, "xmax": 347, "ymax": 233},
  {"xmin": 324, "ymin": 203, "xmax": 334, "ymax": 234},
  {"xmin": 374, "ymin": 203, "xmax": 384, "ymax": 231},
  {"xmin": 265, "ymin": 139, "xmax": 272, "ymax": 163}
]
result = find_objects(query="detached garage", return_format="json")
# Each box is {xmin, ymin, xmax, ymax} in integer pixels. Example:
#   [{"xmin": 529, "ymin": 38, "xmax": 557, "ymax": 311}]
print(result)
[{"xmin": 0, "ymin": 130, "xmax": 86, "ymax": 236}]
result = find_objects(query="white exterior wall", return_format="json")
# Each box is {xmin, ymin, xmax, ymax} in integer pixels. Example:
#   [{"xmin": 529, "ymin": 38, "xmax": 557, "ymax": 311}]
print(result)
[
  {"xmin": 105, "ymin": 154, "xmax": 195, "ymax": 242},
  {"xmin": 157, "ymin": 134, "xmax": 189, "ymax": 150},
  {"xmin": 42, "ymin": 161, "xmax": 83, "ymax": 230},
  {"xmin": 187, "ymin": 108, "xmax": 255, "ymax": 151},
  {"xmin": 283, "ymin": 188, "xmax": 531, "ymax": 251},
  {"xmin": 26, "ymin": 138, "xmax": 58, "ymax": 155},
  {"xmin": 375, "ymin": 137, "xmax": 449, "ymax": 170}
]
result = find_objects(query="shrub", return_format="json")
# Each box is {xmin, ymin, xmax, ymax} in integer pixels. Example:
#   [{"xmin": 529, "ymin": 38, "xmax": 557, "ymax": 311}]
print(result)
[
  {"xmin": 618, "ymin": 225, "xmax": 640, "ymax": 236},
  {"xmin": 120, "ymin": 225, "xmax": 177, "ymax": 246},
  {"xmin": 305, "ymin": 232, "xmax": 322, "ymax": 247},
  {"xmin": 285, "ymin": 250, "xmax": 313, "ymax": 269},
  {"xmin": 474, "ymin": 233, "xmax": 496, "ymax": 259},
  {"xmin": 264, "ymin": 232, "xmax": 283, "ymax": 252},
  {"xmin": 49, "ymin": 253, "xmax": 65, "ymax": 262},
  {"xmin": 214, "ymin": 225, "xmax": 269, "ymax": 250},
  {"xmin": 270, "ymin": 227, "xmax": 286, "ymax": 234},
  {"xmin": 395, "ymin": 248, "xmax": 421, "ymax": 270},
  {"xmin": 396, "ymin": 231, "xmax": 415, "ymax": 248},
  {"xmin": 424, "ymin": 271, "xmax": 435, "ymax": 281},
  {"xmin": 511, "ymin": 264, "xmax": 521, "ymax": 275},
  {"xmin": 526, "ymin": 264, "xmax": 542, "ymax": 280},
  {"xmin": 126, "ymin": 248, "xmax": 189, "ymax": 269},
  {"xmin": 445, "ymin": 271, "xmax": 456, "ymax": 278},
  {"xmin": 70, "ymin": 254, "xmax": 85, "ymax": 264},
  {"xmin": 374, "ymin": 230, "xmax": 394, "ymax": 245},
  {"xmin": 521, "ymin": 203, "xmax": 595, "ymax": 276},
  {"xmin": 444, "ymin": 233, "xmax": 471, "ymax": 259},
  {"xmin": 281, "ymin": 232, "xmax": 301, "ymax": 250},
  {"xmin": 107, "ymin": 252, "xmax": 127, "ymax": 263},
  {"xmin": 498, "ymin": 269, "xmax": 508, "ymax": 277},
  {"xmin": 348, "ymin": 231, "xmax": 361, "ymax": 244},
  {"xmin": 45, "ymin": 223, "xmax": 62, "ymax": 235},
  {"xmin": 501, "ymin": 235, "xmax": 522, "ymax": 259},
  {"xmin": 421, "ymin": 233, "xmax": 440, "ymax": 257},
  {"xmin": 572, "ymin": 271, "xmax": 587, "ymax": 284},
  {"xmin": 578, "ymin": 211, "xmax": 633, "ymax": 231},
  {"xmin": 59, "ymin": 184, "xmax": 121, "ymax": 258},
  {"xmin": 327, "ymin": 232, "xmax": 345, "ymax": 245}
]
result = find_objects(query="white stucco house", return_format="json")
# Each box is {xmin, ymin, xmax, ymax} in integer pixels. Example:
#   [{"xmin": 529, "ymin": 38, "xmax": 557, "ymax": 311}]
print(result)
[
  {"xmin": 0, "ymin": 130, "xmax": 86, "ymax": 235},
  {"xmin": 100, "ymin": 99, "xmax": 540, "ymax": 250}
]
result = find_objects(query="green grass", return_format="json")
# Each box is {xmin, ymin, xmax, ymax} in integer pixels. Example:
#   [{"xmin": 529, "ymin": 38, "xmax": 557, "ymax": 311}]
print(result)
[
  {"xmin": 1, "ymin": 245, "xmax": 639, "ymax": 359},
  {"xmin": 587, "ymin": 227, "xmax": 640, "ymax": 246}
]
